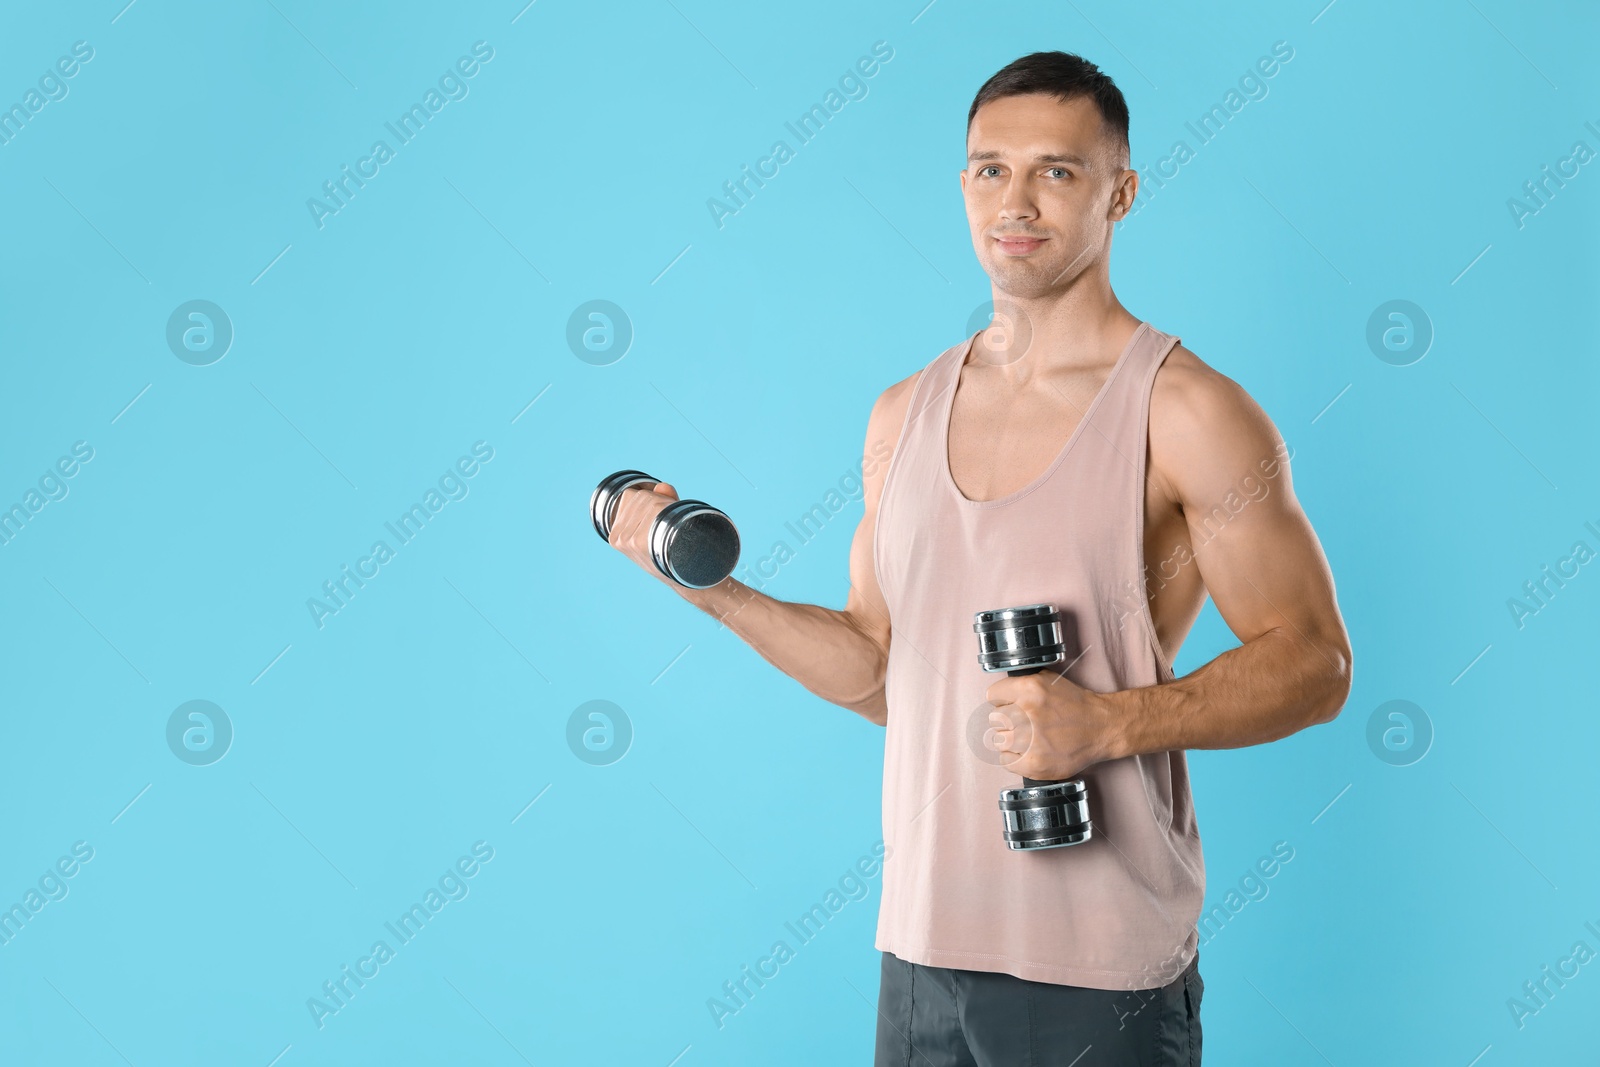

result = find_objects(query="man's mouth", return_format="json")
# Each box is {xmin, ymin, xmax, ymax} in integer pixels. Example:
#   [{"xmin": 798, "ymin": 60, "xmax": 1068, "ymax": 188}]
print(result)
[{"xmin": 993, "ymin": 236, "xmax": 1045, "ymax": 255}]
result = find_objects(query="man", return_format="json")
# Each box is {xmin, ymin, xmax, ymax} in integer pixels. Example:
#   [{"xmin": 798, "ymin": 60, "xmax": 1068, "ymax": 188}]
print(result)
[{"xmin": 606, "ymin": 50, "xmax": 1352, "ymax": 1066}]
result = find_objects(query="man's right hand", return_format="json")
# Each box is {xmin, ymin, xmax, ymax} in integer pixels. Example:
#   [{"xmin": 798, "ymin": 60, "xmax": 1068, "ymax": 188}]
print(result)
[{"xmin": 605, "ymin": 481, "xmax": 685, "ymax": 586}]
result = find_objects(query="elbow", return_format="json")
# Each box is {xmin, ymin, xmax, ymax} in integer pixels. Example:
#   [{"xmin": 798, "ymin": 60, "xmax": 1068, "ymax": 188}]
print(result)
[
  {"xmin": 839, "ymin": 615, "xmax": 891, "ymax": 726},
  {"xmin": 1310, "ymin": 639, "xmax": 1354, "ymax": 726},
  {"xmin": 849, "ymin": 664, "xmax": 890, "ymax": 727}
]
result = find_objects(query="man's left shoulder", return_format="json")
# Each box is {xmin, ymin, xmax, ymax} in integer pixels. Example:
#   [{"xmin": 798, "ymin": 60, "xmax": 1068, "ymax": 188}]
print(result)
[{"xmin": 1147, "ymin": 340, "xmax": 1286, "ymax": 490}]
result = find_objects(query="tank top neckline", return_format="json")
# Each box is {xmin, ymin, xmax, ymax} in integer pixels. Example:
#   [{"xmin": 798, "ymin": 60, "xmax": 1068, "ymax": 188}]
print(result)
[{"xmin": 940, "ymin": 320, "xmax": 1151, "ymax": 509}]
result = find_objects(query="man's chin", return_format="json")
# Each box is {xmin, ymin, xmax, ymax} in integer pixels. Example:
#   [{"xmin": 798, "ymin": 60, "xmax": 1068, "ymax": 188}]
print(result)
[{"xmin": 984, "ymin": 264, "xmax": 1056, "ymax": 299}]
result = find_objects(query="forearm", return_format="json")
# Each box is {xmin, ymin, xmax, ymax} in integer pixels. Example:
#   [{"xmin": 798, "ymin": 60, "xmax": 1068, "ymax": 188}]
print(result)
[
  {"xmin": 1106, "ymin": 628, "xmax": 1351, "ymax": 759},
  {"xmin": 679, "ymin": 578, "xmax": 889, "ymax": 725}
]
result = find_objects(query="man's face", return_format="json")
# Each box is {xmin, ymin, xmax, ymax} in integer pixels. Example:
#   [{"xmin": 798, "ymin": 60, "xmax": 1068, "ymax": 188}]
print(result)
[{"xmin": 960, "ymin": 93, "xmax": 1133, "ymax": 299}]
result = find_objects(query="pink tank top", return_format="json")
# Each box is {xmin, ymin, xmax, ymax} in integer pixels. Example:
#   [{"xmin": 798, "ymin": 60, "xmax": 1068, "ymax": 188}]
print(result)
[{"xmin": 873, "ymin": 320, "xmax": 1204, "ymax": 990}]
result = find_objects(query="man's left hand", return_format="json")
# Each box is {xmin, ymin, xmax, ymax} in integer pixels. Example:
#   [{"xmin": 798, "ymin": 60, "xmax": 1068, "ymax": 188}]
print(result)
[{"xmin": 983, "ymin": 670, "xmax": 1124, "ymax": 781}]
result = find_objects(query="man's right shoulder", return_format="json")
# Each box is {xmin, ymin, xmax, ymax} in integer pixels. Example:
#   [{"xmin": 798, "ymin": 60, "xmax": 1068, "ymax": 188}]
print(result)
[
  {"xmin": 877, "ymin": 367, "xmax": 922, "ymax": 412},
  {"xmin": 866, "ymin": 369, "xmax": 922, "ymax": 453},
  {"xmin": 867, "ymin": 334, "xmax": 969, "ymax": 461}
]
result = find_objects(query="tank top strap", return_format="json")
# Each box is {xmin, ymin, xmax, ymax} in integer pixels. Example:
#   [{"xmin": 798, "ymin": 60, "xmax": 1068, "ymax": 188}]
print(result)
[
  {"xmin": 1068, "ymin": 322, "xmax": 1181, "ymax": 488},
  {"xmin": 922, "ymin": 333, "xmax": 974, "ymax": 421}
]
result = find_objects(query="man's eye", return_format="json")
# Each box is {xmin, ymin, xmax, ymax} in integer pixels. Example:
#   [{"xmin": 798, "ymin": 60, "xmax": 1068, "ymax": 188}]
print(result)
[
  {"xmin": 1047, "ymin": 167, "xmax": 1069, "ymax": 179},
  {"xmin": 980, "ymin": 165, "xmax": 1000, "ymax": 177}
]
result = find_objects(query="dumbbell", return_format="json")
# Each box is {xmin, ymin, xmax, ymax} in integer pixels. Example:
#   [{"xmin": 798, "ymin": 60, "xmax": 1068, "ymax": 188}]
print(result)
[
  {"xmin": 973, "ymin": 603, "xmax": 1093, "ymax": 851},
  {"xmin": 590, "ymin": 470, "xmax": 741, "ymax": 590}
]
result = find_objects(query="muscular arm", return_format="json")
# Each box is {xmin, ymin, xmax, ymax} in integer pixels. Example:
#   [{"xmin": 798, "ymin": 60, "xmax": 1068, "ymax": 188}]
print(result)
[
  {"xmin": 1104, "ymin": 368, "xmax": 1353, "ymax": 758},
  {"xmin": 613, "ymin": 376, "xmax": 915, "ymax": 726}
]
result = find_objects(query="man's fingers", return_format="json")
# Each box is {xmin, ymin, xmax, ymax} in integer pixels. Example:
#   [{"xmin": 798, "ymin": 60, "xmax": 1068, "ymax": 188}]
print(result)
[
  {"xmin": 986, "ymin": 679, "xmax": 1018, "ymax": 707},
  {"xmin": 610, "ymin": 484, "xmax": 670, "ymax": 550},
  {"xmin": 987, "ymin": 709, "xmax": 1032, "ymax": 756},
  {"xmin": 986, "ymin": 673, "xmax": 1046, "ymax": 708},
  {"xmin": 608, "ymin": 496, "xmax": 646, "ymax": 549}
]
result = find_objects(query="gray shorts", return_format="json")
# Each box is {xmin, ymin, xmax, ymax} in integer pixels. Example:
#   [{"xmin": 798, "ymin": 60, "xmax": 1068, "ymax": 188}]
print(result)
[{"xmin": 873, "ymin": 950, "xmax": 1203, "ymax": 1067}]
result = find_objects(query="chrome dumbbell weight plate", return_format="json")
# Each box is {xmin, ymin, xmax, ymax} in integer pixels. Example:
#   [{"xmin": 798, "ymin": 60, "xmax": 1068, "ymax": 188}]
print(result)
[
  {"xmin": 973, "ymin": 603, "xmax": 1067, "ymax": 673},
  {"xmin": 648, "ymin": 499, "xmax": 741, "ymax": 589},
  {"xmin": 998, "ymin": 779, "xmax": 1092, "ymax": 850}
]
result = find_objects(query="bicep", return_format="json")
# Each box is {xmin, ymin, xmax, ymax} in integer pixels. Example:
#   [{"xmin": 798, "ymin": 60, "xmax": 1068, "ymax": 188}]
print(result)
[
  {"xmin": 843, "ymin": 375, "xmax": 915, "ymax": 655},
  {"xmin": 1165, "ymin": 379, "xmax": 1344, "ymax": 653},
  {"xmin": 845, "ymin": 502, "xmax": 890, "ymax": 653}
]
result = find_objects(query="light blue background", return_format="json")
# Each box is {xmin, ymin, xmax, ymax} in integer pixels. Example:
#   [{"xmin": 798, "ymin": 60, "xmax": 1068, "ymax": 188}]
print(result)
[{"xmin": 2, "ymin": 0, "xmax": 1596, "ymax": 1064}]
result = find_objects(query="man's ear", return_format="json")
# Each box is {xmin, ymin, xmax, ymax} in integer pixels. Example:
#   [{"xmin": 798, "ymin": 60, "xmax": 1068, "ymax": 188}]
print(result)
[{"xmin": 1111, "ymin": 171, "xmax": 1137, "ymax": 218}]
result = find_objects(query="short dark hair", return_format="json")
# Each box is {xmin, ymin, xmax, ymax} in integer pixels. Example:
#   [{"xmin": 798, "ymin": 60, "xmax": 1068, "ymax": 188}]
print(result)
[{"xmin": 967, "ymin": 51, "xmax": 1130, "ymax": 166}]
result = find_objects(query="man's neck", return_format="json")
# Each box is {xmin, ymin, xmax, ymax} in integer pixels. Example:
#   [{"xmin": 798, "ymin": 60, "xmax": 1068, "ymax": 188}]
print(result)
[{"xmin": 983, "ymin": 277, "xmax": 1138, "ymax": 385}]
